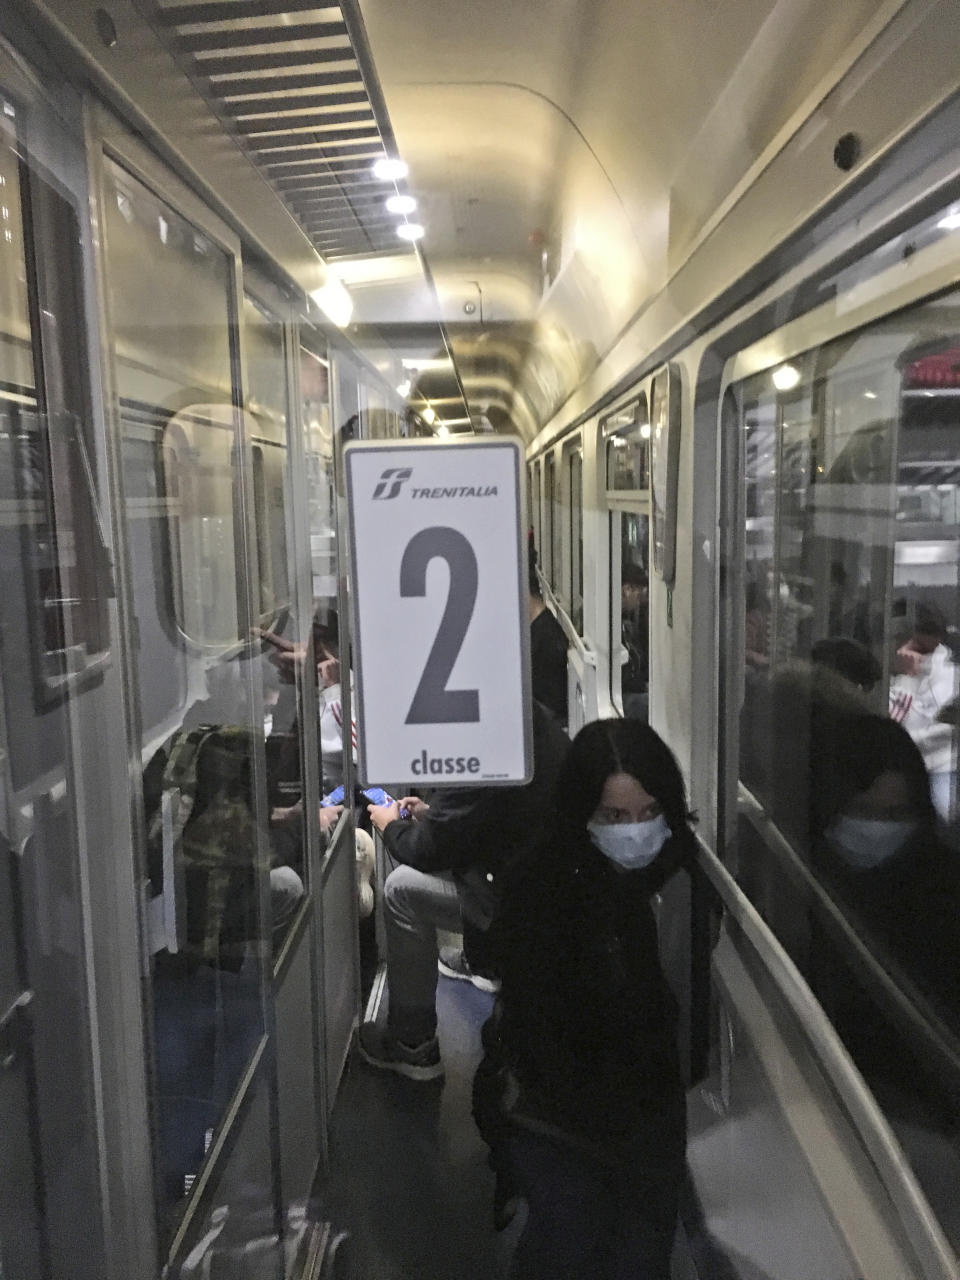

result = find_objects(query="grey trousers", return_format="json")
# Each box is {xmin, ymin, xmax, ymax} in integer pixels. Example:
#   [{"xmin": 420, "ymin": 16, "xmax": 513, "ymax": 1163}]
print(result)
[{"xmin": 383, "ymin": 864, "xmax": 463, "ymax": 1044}]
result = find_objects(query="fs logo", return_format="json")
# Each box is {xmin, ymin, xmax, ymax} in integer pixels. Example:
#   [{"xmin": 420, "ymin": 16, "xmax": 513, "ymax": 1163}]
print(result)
[{"xmin": 372, "ymin": 467, "xmax": 412, "ymax": 500}]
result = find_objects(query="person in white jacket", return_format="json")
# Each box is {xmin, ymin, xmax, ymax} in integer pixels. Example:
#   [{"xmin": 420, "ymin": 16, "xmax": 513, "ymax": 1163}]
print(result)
[
  {"xmin": 317, "ymin": 647, "xmax": 357, "ymax": 794},
  {"xmin": 889, "ymin": 605, "xmax": 958, "ymax": 822}
]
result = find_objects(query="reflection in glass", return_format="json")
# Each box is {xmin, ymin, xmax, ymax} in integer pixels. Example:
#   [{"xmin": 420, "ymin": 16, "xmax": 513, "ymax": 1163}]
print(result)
[
  {"xmin": 569, "ymin": 449, "xmax": 583, "ymax": 633},
  {"xmin": 730, "ymin": 286, "xmax": 960, "ymax": 1250},
  {"xmin": 103, "ymin": 159, "xmax": 270, "ymax": 1235},
  {"xmin": 301, "ymin": 338, "xmax": 350, "ymax": 795},
  {"xmin": 533, "ymin": 463, "xmax": 542, "ymax": 556},
  {"xmin": 610, "ymin": 511, "xmax": 649, "ymax": 719},
  {"xmin": 545, "ymin": 454, "xmax": 557, "ymax": 590},
  {"xmin": 0, "ymin": 97, "xmax": 110, "ymax": 1280},
  {"xmin": 605, "ymin": 397, "xmax": 650, "ymax": 490},
  {"xmin": 243, "ymin": 295, "xmax": 307, "ymax": 944}
]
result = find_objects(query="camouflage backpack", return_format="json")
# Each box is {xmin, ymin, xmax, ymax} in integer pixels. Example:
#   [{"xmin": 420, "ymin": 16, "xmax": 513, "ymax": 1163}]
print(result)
[{"xmin": 146, "ymin": 724, "xmax": 266, "ymax": 969}]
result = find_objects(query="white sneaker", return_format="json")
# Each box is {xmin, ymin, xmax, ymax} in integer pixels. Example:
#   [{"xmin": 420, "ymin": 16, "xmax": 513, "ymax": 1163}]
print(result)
[{"xmin": 438, "ymin": 946, "xmax": 500, "ymax": 993}]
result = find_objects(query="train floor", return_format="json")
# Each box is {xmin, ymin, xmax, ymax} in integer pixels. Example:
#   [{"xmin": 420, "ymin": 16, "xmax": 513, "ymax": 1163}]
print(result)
[{"xmin": 319, "ymin": 954, "xmax": 708, "ymax": 1279}]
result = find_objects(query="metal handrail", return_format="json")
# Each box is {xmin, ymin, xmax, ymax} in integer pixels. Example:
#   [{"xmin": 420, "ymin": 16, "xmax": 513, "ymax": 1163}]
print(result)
[{"xmin": 696, "ymin": 834, "xmax": 959, "ymax": 1280}]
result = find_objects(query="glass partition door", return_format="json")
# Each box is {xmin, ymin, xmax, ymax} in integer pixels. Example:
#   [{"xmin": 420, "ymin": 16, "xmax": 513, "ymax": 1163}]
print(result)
[
  {"xmin": 100, "ymin": 150, "xmax": 279, "ymax": 1259},
  {"xmin": 0, "ymin": 72, "xmax": 129, "ymax": 1280}
]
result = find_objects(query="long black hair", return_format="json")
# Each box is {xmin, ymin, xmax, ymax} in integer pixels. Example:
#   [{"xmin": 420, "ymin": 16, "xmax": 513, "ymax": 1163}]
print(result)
[
  {"xmin": 557, "ymin": 719, "xmax": 695, "ymax": 857},
  {"xmin": 808, "ymin": 708, "xmax": 934, "ymax": 836}
]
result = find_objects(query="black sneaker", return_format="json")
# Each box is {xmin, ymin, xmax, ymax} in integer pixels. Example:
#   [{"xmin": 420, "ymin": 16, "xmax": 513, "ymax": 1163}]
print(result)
[
  {"xmin": 357, "ymin": 1022, "xmax": 444, "ymax": 1082},
  {"xmin": 438, "ymin": 946, "xmax": 501, "ymax": 994}
]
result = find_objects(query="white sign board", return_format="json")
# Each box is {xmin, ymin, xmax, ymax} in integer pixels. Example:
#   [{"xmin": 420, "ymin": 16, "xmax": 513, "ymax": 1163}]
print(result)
[{"xmin": 345, "ymin": 438, "xmax": 532, "ymax": 786}]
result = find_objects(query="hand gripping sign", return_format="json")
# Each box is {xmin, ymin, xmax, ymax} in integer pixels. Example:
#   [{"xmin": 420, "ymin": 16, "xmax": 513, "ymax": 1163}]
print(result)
[{"xmin": 344, "ymin": 438, "xmax": 532, "ymax": 786}]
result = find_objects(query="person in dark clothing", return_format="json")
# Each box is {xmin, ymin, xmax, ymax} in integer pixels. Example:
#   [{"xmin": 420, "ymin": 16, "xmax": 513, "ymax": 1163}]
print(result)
[
  {"xmin": 485, "ymin": 719, "xmax": 694, "ymax": 1278},
  {"xmin": 621, "ymin": 563, "xmax": 650, "ymax": 720},
  {"xmin": 810, "ymin": 636, "xmax": 882, "ymax": 693},
  {"xmin": 356, "ymin": 702, "xmax": 570, "ymax": 1081},
  {"xmin": 800, "ymin": 711, "xmax": 960, "ymax": 1065},
  {"xmin": 529, "ymin": 569, "xmax": 568, "ymax": 726}
]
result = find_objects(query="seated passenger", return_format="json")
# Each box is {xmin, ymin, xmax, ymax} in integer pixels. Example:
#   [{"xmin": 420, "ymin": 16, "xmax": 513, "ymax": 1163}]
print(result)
[
  {"xmin": 356, "ymin": 702, "xmax": 569, "ymax": 1082},
  {"xmin": 486, "ymin": 719, "xmax": 695, "ymax": 1279},
  {"xmin": 889, "ymin": 603, "xmax": 958, "ymax": 821},
  {"xmin": 316, "ymin": 636, "xmax": 357, "ymax": 795}
]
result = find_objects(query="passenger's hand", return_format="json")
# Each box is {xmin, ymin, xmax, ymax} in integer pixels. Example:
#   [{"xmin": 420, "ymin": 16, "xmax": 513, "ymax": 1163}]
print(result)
[
  {"xmin": 896, "ymin": 642, "xmax": 929, "ymax": 678},
  {"xmin": 318, "ymin": 804, "xmax": 343, "ymax": 833},
  {"xmin": 271, "ymin": 798, "xmax": 303, "ymax": 825},
  {"xmin": 398, "ymin": 796, "xmax": 429, "ymax": 822},
  {"xmin": 317, "ymin": 651, "xmax": 341, "ymax": 688},
  {"xmin": 253, "ymin": 630, "xmax": 307, "ymax": 684},
  {"xmin": 368, "ymin": 801, "xmax": 401, "ymax": 832}
]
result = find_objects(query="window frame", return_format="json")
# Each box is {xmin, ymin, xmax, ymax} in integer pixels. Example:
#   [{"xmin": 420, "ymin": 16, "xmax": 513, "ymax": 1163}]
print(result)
[
  {"xmin": 603, "ymin": 393, "xmax": 650, "ymax": 496},
  {"xmin": 563, "ymin": 436, "xmax": 584, "ymax": 634},
  {"xmin": 544, "ymin": 451, "xmax": 558, "ymax": 591}
]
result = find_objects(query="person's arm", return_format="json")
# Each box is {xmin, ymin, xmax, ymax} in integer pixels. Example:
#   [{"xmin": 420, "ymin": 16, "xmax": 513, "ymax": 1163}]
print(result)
[{"xmin": 368, "ymin": 789, "xmax": 485, "ymax": 873}]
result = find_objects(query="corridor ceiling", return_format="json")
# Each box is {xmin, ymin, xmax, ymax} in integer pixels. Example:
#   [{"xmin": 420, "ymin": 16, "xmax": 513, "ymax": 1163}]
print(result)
[
  {"xmin": 147, "ymin": 0, "xmax": 896, "ymax": 438},
  {"xmin": 355, "ymin": 0, "xmax": 892, "ymax": 438}
]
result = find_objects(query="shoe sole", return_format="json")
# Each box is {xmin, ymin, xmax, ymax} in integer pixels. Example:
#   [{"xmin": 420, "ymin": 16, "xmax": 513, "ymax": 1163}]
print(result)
[
  {"xmin": 357, "ymin": 1038, "xmax": 445, "ymax": 1082},
  {"xmin": 437, "ymin": 959, "xmax": 500, "ymax": 994}
]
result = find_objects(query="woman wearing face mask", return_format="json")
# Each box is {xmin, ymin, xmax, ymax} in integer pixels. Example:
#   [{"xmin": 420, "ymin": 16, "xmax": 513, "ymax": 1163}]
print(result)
[
  {"xmin": 488, "ymin": 719, "xmax": 695, "ymax": 1280},
  {"xmin": 807, "ymin": 712, "xmax": 960, "ymax": 1033}
]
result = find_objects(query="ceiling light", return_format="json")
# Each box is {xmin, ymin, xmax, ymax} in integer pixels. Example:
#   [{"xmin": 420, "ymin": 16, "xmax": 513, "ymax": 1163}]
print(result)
[
  {"xmin": 640, "ymin": 423, "xmax": 651, "ymax": 440},
  {"xmin": 439, "ymin": 417, "xmax": 471, "ymax": 426},
  {"xmin": 372, "ymin": 157, "xmax": 408, "ymax": 181},
  {"xmin": 436, "ymin": 424, "xmax": 450, "ymax": 437},
  {"xmin": 937, "ymin": 210, "xmax": 960, "ymax": 231},
  {"xmin": 309, "ymin": 277, "xmax": 354, "ymax": 329},
  {"xmin": 386, "ymin": 194, "xmax": 417, "ymax": 215},
  {"xmin": 396, "ymin": 379, "xmax": 411, "ymax": 398},
  {"xmin": 396, "ymin": 223, "xmax": 424, "ymax": 242},
  {"xmin": 772, "ymin": 363, "xmax": 801, "ymax": 392},
  {"xmin": 422, "ymin": 406, "xmax": 436, "ymax": 425},
  {"xmin": 402, "ymin": 357, "xmax": 451, "ymax": 371},
  {"xmin": 864, "ymin": 390, "xmax": 878, "ymax": 400}
]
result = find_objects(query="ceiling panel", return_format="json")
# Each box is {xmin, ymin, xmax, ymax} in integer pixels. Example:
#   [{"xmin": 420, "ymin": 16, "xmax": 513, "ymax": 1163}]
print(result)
[{"xmin": 146, "ymin": 0, "xmax": 411, "ymax": 259}]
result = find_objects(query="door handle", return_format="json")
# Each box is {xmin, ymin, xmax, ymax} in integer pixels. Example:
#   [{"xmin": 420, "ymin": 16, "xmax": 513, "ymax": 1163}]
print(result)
[{"xmin": 0, "ymin": 989, "xmax": 33, "ymax": 1071}]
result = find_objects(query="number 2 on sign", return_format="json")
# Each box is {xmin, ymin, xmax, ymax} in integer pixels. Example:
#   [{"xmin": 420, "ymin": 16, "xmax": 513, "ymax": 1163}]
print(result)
[{"xmin": 400, "ymin": 526, "xmax": 480, "ymax": 724}]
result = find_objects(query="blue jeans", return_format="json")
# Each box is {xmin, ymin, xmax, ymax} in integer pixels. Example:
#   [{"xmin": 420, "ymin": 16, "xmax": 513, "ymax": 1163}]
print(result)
[
  {"xmin": 383, "ymin": 865, "xmax": 462, "ymax": 1042},
  {"xmin": 506, "ymin": 1108, "xmax": 684, "ymax": 1280}
]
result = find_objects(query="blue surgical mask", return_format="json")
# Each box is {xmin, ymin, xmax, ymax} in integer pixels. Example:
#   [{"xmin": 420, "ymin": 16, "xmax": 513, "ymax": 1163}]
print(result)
[
  {"xmin": 826, "ymin": 816, "xmax": 916, "ymax": 869},
  {"xmin": 587, "ymin": 815, "xmax": 671, "ymax": 870}
]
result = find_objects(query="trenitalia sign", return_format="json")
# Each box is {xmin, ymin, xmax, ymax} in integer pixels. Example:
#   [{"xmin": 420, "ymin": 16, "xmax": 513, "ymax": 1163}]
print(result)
[{"xmin": 345, "ymin": 438, "xmax": 532, "ymax": 786}]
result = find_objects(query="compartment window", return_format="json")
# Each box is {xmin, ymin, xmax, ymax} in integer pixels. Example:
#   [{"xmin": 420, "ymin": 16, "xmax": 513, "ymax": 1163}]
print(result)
[
  {"xmin": 532, "ymin": 462, "xmax": 542, "ymax": 567},
  {"xmin": 568, "ymin": 447, "xmax": 583, "ymax": 633},
  {"xmin": 609, "ymin": 510, "xmax": 649, "ymax": 718},
  {"xmin": 605, "ymin": 396, "xmax": 650, "ymax": 491},
  {"xmin": 545, "ymin": 453, "xmax": 557, "ymax": 590}
]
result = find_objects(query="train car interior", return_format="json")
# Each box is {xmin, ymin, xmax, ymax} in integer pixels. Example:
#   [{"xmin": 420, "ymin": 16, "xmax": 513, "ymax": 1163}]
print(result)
[{"xmin": 1, "ymin": 0, "xmax": 960, "ymax": 1277}]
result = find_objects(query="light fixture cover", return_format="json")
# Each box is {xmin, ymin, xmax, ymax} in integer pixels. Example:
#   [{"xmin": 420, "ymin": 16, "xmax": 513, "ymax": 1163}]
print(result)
[
  {"xmin": 772, "ymin": 363, "xmax": 801, "ymax": 392},
  {"xmin": 372, "ymin": 157, "xmax": 408, "ymax": 181}
]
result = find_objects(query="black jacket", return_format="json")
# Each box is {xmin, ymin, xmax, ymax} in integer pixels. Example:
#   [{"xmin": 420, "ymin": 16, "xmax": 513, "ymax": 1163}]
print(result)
[
  {"xmin": 379, "ymin": 702, "xmax": 569, "ymax": 879},
  {"xmin": 495, "ymin": 832, "xmax": 689, "ymax": 1143},
  {"xmin": 530, "ymin": 607, "xmax": 569, "ymax": 725}
]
